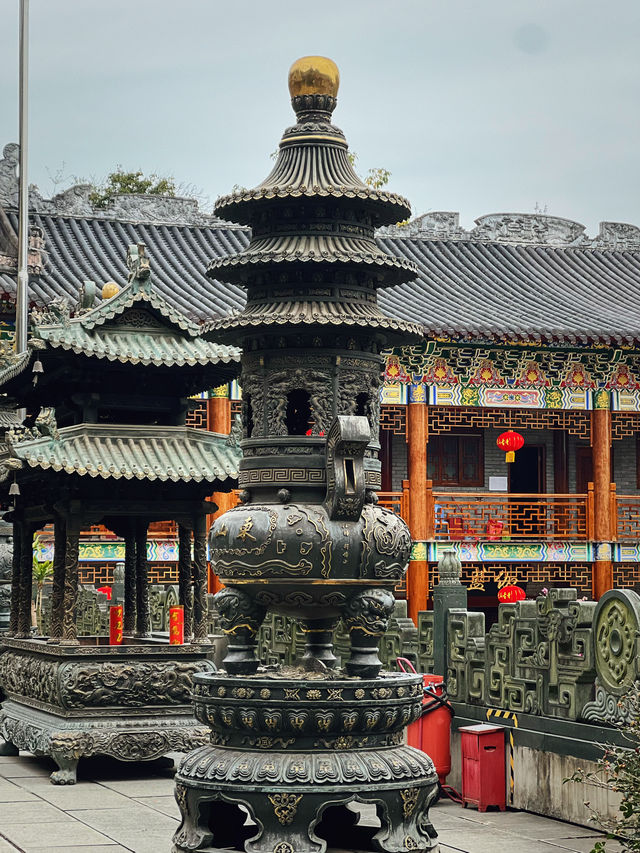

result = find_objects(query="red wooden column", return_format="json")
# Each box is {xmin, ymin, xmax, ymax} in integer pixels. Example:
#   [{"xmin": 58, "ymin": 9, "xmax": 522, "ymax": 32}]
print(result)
[
  {"xmin": 406, "ymin": 385, "xmax": 429, "ymax": 624},
  {"xmin": 592, "ymin": 403, "xmax": 613, "ymax": 598},
  {"xmin": 207, "ymin": 386, "xmax": 234, "ymax": 594}
]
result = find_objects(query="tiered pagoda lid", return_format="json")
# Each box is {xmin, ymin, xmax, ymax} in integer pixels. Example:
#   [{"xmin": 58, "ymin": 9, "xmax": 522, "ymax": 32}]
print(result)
[{"xmin": 204, "ymin": 56, "xmax": 423, "ymax": 342}]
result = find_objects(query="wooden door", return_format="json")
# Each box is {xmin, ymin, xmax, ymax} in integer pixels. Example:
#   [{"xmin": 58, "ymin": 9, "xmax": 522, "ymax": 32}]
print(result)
[{"xmin": 575, "ymin": 447, "xmax": 593, "ymax": 494}]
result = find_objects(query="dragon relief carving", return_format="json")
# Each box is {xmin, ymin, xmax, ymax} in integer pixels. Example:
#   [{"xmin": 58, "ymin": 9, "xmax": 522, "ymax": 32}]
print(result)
[
  {"xmin": 0, "ymin": 653, "xmax": 59, "ymax": 705},
  {"xmin": 58, "ymin": 661, "xmax": 214, "ymax": 708}
]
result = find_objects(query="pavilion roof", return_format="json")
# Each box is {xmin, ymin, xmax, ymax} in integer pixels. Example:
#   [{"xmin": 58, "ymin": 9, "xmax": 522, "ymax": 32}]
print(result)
[
  {"xmin": 32, "ymin": 276, "xmax": 240, "ymax": 367},
  {"xmin": 1, "ymin": 208, "xmax": 640, "ymax": 347},
  {"xmin": 1, "ymin": 423, "xmax": 240, "ymax": 484}
]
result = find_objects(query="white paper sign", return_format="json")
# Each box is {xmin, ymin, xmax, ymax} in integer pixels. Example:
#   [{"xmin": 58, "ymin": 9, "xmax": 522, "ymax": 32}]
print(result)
[{"xmin": 489, "ymin": 476, "xmax": 508, "ymax": 492}]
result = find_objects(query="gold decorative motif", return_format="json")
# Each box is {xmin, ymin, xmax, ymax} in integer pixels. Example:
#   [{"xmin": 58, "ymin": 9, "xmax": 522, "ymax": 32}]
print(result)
[
  {"xmin": 341, "ymin": 712, "xmax": 358, "ymax": 731},
  {"xmin": 217, "ymin": 686, "xmax": 226, "ymax": 697},
  {"xmin": 234, "ymin": 687, "xmax": 254, "ymax": 699},
  {"xmin": 306, "ymin": 689, "xmax": 322, "ymax": 699},
  {"xmin": 289, "ymin": 714, "xmax": 307, "ymax": 731},
  {"xmin": 260, "ymin": 688, "xmax": 271, "ymax": 699},
  {"xmin": 404, "ymin": 836, "xmax": 419, "ymax": 850},
  {"xmin": 327, "ymin": 688, "xmax": 343, "ymax": 701},
  {"xmin": 372, "ymin": 687, "xmax": 392, "ymax": 699},
  {"xmin": 354, "ymin": 688, "xmax": 365, "ymax": 699},
  {"xmin": 238, "ymin": 518, "xmax": 256, "ymax": 542},
  {"xmin": 284, "ymin": 688, "xmax": 300, "ymax": 700},
  {"xmin": 400, "ymin": 787, "xmax": 420, "ymax": 818},
  {"xmin": 251, "ymin": 736, "xmax": 295, "ymax": 749},
  {"xmin": 273, "ymin": 843, "xmax": 294, "ymax": 853},
  {"xmin": 315, "ymin": 713, "xmax": 333, "ymax": 731},
  {"xmin": 175, "ymin": 783, "xmax": 188, "ymax": 814}
]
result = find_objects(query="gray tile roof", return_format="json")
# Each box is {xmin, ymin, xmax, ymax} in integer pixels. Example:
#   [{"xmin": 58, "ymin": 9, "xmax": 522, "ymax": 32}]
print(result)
[
  {"xmin": 378, "ymin": 237, "xmax": 640, "ymax": 345},
  {"xmin": 1, "ymin": 210, "xmax": 640, "ymax": 345},
  {"xmin": 3, "ymin": 423, "xmax": 240, "ymax": 483}
]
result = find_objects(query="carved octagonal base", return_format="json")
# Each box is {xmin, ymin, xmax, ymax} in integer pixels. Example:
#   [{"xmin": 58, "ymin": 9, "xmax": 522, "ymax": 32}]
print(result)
[
  {"xmin": 0, "ymin": 636, "xmax": 216, "ymax": 784},
  {"xmin": 173, "ymin": 671, "xmax": 439, "ymax": 853}
]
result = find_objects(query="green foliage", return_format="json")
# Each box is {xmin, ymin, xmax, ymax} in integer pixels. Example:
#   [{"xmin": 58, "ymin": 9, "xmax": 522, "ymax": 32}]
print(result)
[
  {"xmin": 347, "ymin": 152, "xmax": 391, "ymax": 189},
  {"xmin": 566, "ymin": 682, "xmax": 640, "ymax": 851},
  {"xmin": 89, "ymin": 167, "xmax": 176, "ymax": 209},
  {"xmin": 364, "ymin": 167, "xmax": 391, "ymax": 189}
]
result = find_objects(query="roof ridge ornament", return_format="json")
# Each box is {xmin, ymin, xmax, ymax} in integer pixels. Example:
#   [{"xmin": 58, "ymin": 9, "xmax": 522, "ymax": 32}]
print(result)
[{"xmin": 126, "ymin": 243, "xmax": 151, "ymax": 287}]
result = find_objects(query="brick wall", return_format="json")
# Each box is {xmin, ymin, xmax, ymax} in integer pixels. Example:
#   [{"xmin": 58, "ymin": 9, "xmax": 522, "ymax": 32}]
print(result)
[
  {"xmin": 390, "ymin": 419, "xmax": 640, "ymax": 497},
  {"xmin": 391, "ymin": 426, "xmax": 554, "ymax": 492},
  {"xmin": 390, "ymin": 432, "xmax": 407, "ymax": 491}
]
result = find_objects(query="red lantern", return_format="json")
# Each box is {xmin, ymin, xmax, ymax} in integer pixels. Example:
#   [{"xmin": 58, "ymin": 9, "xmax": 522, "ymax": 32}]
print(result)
[
  {"xmin": 498, "ymin": 585, "xmax": 526, "ymax": 603},
  {"xmin": 496, "ymin": 430, "xmax": 524, "ymax": 463}
]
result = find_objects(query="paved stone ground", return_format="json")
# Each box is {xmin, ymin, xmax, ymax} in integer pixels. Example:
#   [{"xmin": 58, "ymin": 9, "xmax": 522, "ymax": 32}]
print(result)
[{"xmin": 0, "ymin": 751, "xmax": 622, "ymax": 853}]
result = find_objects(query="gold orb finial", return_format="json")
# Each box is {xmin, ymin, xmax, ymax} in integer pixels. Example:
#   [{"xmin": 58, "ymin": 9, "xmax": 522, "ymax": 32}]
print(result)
[
  {"xmin": 288, "ymin": 56, "xmax": 340, "ymax": 99},
  {"xmin": 102, "ymin": 282, "xmax": 120, "ymax": 300}
]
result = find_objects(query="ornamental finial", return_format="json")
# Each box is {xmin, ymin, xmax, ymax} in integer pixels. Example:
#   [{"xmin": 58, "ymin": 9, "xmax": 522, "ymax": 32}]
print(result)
[{"xmin": 288, "ymin": 56, "xmax": 339, "ymax": 119}]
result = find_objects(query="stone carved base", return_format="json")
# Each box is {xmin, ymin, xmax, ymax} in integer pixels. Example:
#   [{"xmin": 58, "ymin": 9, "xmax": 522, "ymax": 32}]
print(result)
[
  {"xmin": 0, "ymin": 636, "xmax": 215, "ymax": 784},
  {"xmin": 173, "ymin": 670, "xmax": 439, "ymax": 853},
  {"xmin": 0, "ymin": 701, "xmax": 209, "ymax": 784}
]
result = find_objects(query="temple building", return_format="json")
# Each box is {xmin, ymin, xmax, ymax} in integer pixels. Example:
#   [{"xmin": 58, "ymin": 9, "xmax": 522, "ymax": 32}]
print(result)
[{"xmin": 1, "ymin": 141, "xmax": 640, "ymax": 620}]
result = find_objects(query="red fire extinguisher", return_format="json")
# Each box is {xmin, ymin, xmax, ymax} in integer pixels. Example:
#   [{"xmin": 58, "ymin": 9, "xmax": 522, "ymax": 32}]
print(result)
[{"xmin": 398, "ymin": 658, "xmax": 458, "ymax": 797}]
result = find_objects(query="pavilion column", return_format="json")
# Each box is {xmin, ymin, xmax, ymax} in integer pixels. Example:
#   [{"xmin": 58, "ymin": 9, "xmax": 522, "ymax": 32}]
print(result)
[
  {"xmin": 123, "ymin": 526, "xmax": 137, "ymax": 636},
  {"xmin": 207, "ymin": 388, "xmax": 233, "ymax": 594},
  {"xmin": 592, "ymin": 406, "xmax": 613, "ymax": 598},
  {"xmin": 178, "ymin": 524, "xmax": 193, "ymax": 641},
  {"xmin": 406, "ymin": 386, "xmax": 429, "ymax": 624},
  {"xmin": 60, "ymin": 517, "xmax": 81, "ymax": 645},
  {"xmin": 6, "ymin": 521, "xmax": 22, "ymax": 636},
  {"xmin": 134, "ymin": 521, "xmax": 150, "ymax": 638},
  {"xmin": 192, "ymin": 514, "xmax": 210, "ymax": 643},
  {"xmin": 48, "ymin": 516, "xmax": 67, "ymax": 642},
  {"xmin": 16, "ymin": 523, "xmax": 35, "ymax": 638}
]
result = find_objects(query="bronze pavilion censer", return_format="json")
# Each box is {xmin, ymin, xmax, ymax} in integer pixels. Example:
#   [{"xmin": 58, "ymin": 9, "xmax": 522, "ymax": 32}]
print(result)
[{"xmin": 173, "ymin": 57, "xmax": 439, "ymax": 853}]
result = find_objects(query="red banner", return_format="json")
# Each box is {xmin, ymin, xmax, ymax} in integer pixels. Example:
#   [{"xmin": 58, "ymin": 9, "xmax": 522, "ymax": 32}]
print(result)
[
  {"xmin": 169, "ymin": 606, "xmax": 184, "ymax": 645},
  {"xmin": 109, "ymin": 605, "xmax": 123, "ymax": 645}
]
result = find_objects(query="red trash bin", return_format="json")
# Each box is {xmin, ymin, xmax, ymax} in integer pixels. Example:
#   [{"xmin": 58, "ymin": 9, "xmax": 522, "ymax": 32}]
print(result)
[{"xmin": 459, "ymin": 724, "xmax": 506, "ymax": 812}]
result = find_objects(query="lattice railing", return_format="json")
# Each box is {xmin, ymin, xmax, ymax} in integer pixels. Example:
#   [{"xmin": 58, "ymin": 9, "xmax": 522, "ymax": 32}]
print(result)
[
  {"xmin": 431, "ymin": 491, "xmax": 592, "ymax": 541},
  {"xmin": 377, "ymin": 489, "xmax": 410, "ymax": 525},
  {"xmin": 614, "ymin": 495, "xmax": 640, "ymax": 541}
]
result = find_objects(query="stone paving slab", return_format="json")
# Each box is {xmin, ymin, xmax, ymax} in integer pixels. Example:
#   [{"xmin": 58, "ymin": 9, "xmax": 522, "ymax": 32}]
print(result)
[
  {"xmin": 15, "ymin": 776, "xmax": 133, "ymax": 809},
  {"xmin": 0, "ymin": 777, "xmax": 39, "ymax": 802},
  {"xmin": 133, "ymin": 794, "xmax": 181, "ymax": 819},
  {"xmin": 0, "ymin": 818, "xmax": 114, "ymax": 850},
  {"xmin": 0, "ymin": 752, "xmax": 624, "ymax": 853}
]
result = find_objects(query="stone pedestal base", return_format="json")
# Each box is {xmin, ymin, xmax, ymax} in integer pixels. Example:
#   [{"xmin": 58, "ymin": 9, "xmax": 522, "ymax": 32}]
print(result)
[
  {"xmin": 173, "ymin": 670, "xmax": 439, "ymax": 853},
  {"xmin": 0, "ymin": 636, "xmax": 215, "ymax": 784}
]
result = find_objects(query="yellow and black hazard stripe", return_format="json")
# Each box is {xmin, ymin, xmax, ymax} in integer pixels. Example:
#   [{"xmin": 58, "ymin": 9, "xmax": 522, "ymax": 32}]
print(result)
[{"xmin": 486, "ymin": 708, "xmax": 519, "ymax": 803}]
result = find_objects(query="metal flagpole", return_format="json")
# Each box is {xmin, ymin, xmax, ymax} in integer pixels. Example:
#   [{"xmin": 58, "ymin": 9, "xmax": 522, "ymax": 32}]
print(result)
[{"xmin": 15, "ymin": 0, "xmax": 29, "ymax": 354}]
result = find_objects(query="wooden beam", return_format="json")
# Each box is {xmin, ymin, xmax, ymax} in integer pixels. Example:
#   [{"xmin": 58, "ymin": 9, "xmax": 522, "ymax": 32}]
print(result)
[{"xmin": 407, "ymin": 391, "xmax": 428, "ymax": 624}]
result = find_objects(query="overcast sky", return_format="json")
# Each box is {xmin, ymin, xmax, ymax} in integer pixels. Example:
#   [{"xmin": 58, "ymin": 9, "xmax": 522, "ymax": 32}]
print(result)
[{"xmin": 1, "ymin": 0, "xmax": 639, "ymax": 233}]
